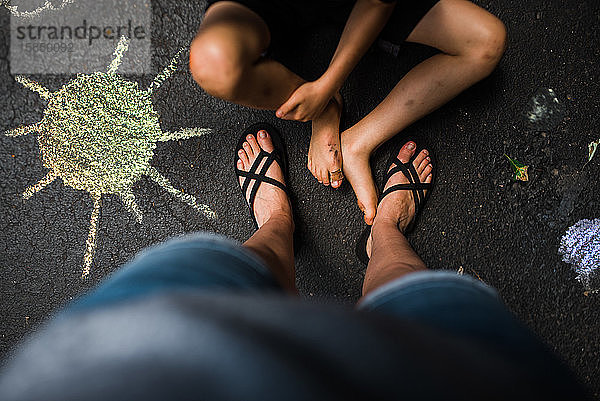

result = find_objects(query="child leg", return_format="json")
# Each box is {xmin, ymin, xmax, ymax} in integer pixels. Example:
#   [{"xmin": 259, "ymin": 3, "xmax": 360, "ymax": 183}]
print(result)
[
  {"xmin": 341, "ymin": 0, "xmax": 506, "ymax": 225},
  {"xmin": 190, "ymin": 1, "xmax": 343, "ymax": 187},
  {"xmin": 190, "ymin": 1, "xmax": 303, "ymax": 108}
]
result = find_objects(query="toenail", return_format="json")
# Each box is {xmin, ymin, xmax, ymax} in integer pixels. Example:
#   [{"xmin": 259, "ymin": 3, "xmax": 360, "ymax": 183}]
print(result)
[
  {"xmin": 247, "ymin": 135, "xmax": 253, "ymax": 140},
  {"xmin": 426, "ymin": 156, "xmax": 430, "ymax": 161},
  {"xmin": 407, "ymin": 142, "xmax": 415, "ymax": 150},
  {"xmin": 259, "ymin": 130, "xmax": 266, "ymax": 138},
  {"xmin": 423, "ymin": 150, "xmax": 429, "ymax": 155}
]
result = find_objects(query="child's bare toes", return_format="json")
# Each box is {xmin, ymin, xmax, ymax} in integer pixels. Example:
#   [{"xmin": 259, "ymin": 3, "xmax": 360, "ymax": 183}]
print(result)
[{"xmin": 309, "ymin": 93, "xmax": 343, "ymax": 188}]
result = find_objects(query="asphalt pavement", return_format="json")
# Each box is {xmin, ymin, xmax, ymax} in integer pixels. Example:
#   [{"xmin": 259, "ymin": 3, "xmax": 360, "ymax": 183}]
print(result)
[{"xmin": 1, "ymin": 0, "xmax": 599, "ymax": 397}]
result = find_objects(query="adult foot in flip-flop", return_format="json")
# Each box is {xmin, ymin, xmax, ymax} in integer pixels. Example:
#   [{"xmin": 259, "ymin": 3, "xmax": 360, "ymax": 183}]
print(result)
[
  {"xmin": 236, "ymin": 129, "xmax": 292, "ymax": 228},
  {"xmin": 365, "ymin": 141, "xmax": 434, "ymax": 259}
]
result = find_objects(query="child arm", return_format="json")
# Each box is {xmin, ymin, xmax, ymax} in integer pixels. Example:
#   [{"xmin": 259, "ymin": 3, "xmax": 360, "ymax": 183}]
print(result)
[
  {"xmin": 276, "ymin": 0, "xmax": 396, "ymax": 121},
  {"xmin": 321, "ymin": 0, "xmax": 396, "ymax": 93}
]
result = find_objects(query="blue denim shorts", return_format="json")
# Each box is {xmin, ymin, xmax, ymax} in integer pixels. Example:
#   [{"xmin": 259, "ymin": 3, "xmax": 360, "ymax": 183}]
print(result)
[
  {"xmin": 69, "ymin": 233, "xmax": 281, "ymax": 312},
  {"xmin": 69, "ymin": 232, "xmax": 517, "ymax": 343},
  {"xmin": 7, "ymin": 232, "xmax": 586, "ymax": 401}
]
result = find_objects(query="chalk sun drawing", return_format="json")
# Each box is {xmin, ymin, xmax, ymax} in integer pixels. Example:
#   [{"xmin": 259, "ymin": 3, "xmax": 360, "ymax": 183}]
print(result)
[{"xmin": 6, "ymin": 36, "xmax": 216, "ymax": 278}]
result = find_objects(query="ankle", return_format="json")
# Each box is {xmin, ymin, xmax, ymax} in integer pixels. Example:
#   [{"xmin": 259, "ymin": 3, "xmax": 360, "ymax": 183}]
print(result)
[
  {"xmin": 375, "ymin": 207, "xmax": 415, "ymax": 230},
  {"xmin": 372, "ymin": 215, "xmax": 400, "ymax": 231},
  {"xmin": 326, "ymin": 94, "xmax": 342, "ymax": 113},
  {"xmin": 265, "ymin": 210, "xmax": 295, "ymax": 231},
  {"xmin": 341, "ymin": 128, "xmax": 373, "ymax": 157}
]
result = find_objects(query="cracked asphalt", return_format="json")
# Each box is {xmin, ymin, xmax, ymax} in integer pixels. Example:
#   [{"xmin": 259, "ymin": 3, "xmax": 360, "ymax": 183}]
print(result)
[{"xmin": 1, "ymin": 0, "xmax": 599, "ymax": 397}]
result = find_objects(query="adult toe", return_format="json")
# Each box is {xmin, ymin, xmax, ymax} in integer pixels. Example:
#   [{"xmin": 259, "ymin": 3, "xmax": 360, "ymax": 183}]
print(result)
[
  {"xmin": 425, "ymin": 169, "xmax": 433, "ymax": 183},
  {"xmin": 236, "ymin": 159, "xmax": 245, "ymax": 185},
  {"xmin": 242, "ymin": 141, "xmax": 254, "ymax": 159},
  {"xmin": 256, "ymin": 130, "xmax": 274, "ymax": 152},
  {"xmin": 397, "ymin": 141, "xmax": 416, "ymax": 164},
  {"xmin": 418, "ymin": 156, "xmax": 431, "ymax": 175},
  {"xmin": 247, "ymin": 134, "xmax": 261, "ymax": 154},
  {"xmin": 414, "ymin": 149, "xmax": 429, "ymax": 172},
  {"xmin": 238, "ymin": 148, "xmax": 250, "ymax": 167},
  {"xmin": 421, "ymin": 164, "xmax": 433, "ymax": 182}
]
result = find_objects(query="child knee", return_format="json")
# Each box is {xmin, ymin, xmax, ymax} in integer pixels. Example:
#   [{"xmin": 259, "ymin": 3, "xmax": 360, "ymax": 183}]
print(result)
[
  {"xmin": 470, "ymin": 17, "xmax": 507, "ymax": 73},
  {"xmin": 189, "ymin": 34, "xmax": 245, "ymax": 100}
]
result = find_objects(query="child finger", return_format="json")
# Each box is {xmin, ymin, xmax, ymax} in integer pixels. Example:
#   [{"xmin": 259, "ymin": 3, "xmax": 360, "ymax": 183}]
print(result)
[{"xmin": 276, "ymin": 95, "xmax": 300, "ymax": 117}]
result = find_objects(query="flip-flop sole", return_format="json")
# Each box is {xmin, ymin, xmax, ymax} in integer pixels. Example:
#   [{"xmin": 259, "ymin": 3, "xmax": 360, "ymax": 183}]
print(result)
[
  {"xmin": 234, "ymin": 122, "xmax": 289, "ymax": 228},
  {"xmin": 355, "ymin": 225, "xmax": 372, "ymax": 266}
]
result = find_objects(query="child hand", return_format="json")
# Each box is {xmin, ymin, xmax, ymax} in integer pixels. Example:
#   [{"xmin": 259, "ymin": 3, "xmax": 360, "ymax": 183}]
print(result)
[{"xmin": 276, "ymin": 81, "xmax": 333, "ymax": 122}]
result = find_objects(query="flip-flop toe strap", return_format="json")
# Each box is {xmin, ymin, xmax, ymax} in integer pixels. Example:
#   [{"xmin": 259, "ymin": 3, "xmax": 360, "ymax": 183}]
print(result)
[
  {"xmin": 386, "ymin": 158, "xmax": 420, "ymax": 182},
  {"xmin": 406, "ymin": 162, "xmax": 425, "ymax": 202},
  {"xmin": 236, "ymin": 150, "xmax": 288, "ymax": 218},
  {"xmin": 249, "ymin": 152, "xmax": 276, "ymax": 215},
  {"xmin": 240, "ymin": 149, "xmax": 265, "ymax": 195},
  {"xmin": 382, "ymin": 158, "xmax": 431, "ymax": 215},
  {"xmin": 381, "ymin": 182, "xmax": 432, "ymax": 215},
  {"xmin": 385, "ymin": 162, "xmax": 419, "ymax": 212},
  {"xmin": 236, "ymin": 170, "xmax": 287, "ymax": 192}
]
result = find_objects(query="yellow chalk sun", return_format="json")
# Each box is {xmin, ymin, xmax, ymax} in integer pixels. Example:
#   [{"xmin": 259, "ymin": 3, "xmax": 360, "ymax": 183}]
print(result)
[{"xmin": 6, "ymin": 36, "xmax": 216, "ymax": 278}]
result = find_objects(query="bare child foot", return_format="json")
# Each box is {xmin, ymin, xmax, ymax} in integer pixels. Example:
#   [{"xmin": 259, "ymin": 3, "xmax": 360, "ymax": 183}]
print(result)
[
  {"xmin": 308, "ymin": 93, "xmax": 343, "ymax": 188},
  {"xmin": 340, "ymin": 129, "xmax": 378, "ymax": 225},
  {"xmin": 365, "ymin": 141, "xmax": 433, "ymax": 257},
  {"xmin": 237, "ymin": 130, "xmax": 293, "ymax": 227}
]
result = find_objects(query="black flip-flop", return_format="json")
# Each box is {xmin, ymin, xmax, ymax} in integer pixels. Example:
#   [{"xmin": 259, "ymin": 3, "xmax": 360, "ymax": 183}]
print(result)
[
  {"xmin": 355, "ymin": 141, "xmax": 436, "ymax": 265},
  {"xmin": 235, "ymin": 122, "xmax": 290, "ymax": 229}
]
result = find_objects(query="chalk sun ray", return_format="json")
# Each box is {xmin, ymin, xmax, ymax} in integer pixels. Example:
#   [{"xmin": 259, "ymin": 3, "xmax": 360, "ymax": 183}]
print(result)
[
  {"xmin": 6, "ymin": 123, "xmax": 40, "ymax": 137},
  {"xmin": 146, "ymin": 166, "xmax": 216, "ymax": 219},
  {"xmin": 15, "ymin": 76, "xmax": 52, "ymax": 100},
  {"xmin": 22, "ymin": 171, "xmax": 57, "ymax": 200},
  {"xmin": 82, "ymin": 193, "xmax": 102, "ymax": 278},
  {"xmin": 106, "ymin": 36, "xmax": 129, "ymax": 75},
  {"xmin": 120, "ymin": 190, "xmax": 143, "ymax": 223},
  {"xmin": 2, "ymin": 0, "xmax": 74, "ymax": 18},
  {"xmin": 158, "ymin": 127, "xmax": 212, "ymax": 142},
  {"xmin": 147, "ymin": 48, "xmax": 185, "ymax": 95}
]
